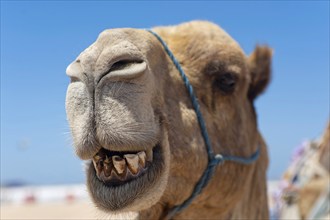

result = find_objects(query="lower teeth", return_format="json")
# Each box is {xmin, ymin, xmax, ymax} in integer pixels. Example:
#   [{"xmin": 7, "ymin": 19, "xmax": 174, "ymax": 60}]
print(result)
[{"xmin": 92, "ymin": 149, "xmax": 151, "ymax": 182}]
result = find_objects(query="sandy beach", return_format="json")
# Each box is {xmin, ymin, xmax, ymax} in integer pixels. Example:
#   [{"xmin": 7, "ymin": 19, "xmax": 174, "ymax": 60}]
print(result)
[{"xmin": 1, "ymin": 201, "xmax": 99, "ymax": 220}]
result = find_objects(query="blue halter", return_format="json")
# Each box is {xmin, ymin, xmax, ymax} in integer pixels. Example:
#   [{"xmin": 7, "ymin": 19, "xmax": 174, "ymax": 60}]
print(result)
[{"xmin": 147, "ymin": 30, "xmax": 260, "ymax": 219}]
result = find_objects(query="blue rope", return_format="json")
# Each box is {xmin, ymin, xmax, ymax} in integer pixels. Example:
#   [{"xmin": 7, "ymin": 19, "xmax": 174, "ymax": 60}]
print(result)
[
  {"xmin": 147, "ymin": 30, "xmax": 260, "ymax": 219},
  {"xmin": 146, "ymin": 30, "xmax": 214, "ymax": 161}
]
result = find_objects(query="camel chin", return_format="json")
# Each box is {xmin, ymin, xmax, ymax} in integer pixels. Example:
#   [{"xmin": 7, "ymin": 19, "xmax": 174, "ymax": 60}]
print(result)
[{"xmin": 86, "ymin": 127, "xmax": 170, "ymax": 212}]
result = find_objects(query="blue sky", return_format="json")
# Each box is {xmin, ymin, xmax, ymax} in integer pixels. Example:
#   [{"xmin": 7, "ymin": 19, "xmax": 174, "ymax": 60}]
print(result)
[{"xmin": 1, "ymin": 1, "xmax": 329, "ymax": 185}]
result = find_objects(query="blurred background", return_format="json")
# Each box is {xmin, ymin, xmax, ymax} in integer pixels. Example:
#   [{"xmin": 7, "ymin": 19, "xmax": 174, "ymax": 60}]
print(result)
[{"xmin": 1, "ymin": 1, "xmax": 329, "ymax": 219}]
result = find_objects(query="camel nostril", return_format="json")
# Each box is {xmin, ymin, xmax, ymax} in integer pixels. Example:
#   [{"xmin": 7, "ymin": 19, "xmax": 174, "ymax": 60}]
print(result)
[
  {"xmin": 70, "ymin": 76, "xmax": 80, "ymax": 83},
  {"xmin": 110, "ymin": 60, "xmax": 143, "ymax": 72},
  {"xmin": 99, "ymin": 59, "xmax": 147, "ymax": 83}
]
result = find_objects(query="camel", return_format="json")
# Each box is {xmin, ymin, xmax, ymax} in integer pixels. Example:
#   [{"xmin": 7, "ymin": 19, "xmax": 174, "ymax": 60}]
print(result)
[
  {"xmin": 298, "ymin": 123, "xmax": 330, "ymax": 219},
  {"xmin": 65, "ymin": 21, "xmax": 272, "ymax": 219},
  {"xmin": 277, "ymin": 122, "xmax": 330, "ymax": 219}
]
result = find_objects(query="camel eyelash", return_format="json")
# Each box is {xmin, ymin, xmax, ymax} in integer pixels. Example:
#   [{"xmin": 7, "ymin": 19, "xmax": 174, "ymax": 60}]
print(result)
[{"xmin": 214, "ymin": 72, "xmax": 237, "ymax": 94}]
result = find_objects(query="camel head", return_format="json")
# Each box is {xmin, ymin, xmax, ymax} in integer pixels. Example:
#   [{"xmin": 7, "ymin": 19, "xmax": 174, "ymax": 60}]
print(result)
[{"xmin": 66, "ymin": 21, "xmax": 272, "ymax": 218}]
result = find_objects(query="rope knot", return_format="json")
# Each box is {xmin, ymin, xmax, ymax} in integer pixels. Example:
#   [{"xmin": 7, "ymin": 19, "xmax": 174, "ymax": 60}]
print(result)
[
  {"xmin": 210, "ymin": 154, "xmax": 224, "ymax": 166},
  {"xmin": 214, "ymin": 154, "xmax": 224, "ymax": 161}
]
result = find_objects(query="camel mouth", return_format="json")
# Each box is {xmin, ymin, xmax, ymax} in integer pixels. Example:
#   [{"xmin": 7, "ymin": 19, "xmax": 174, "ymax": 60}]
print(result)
[
  {"xmin": 87, "ymin": 143, "xmax": 165, "ymax": 211},
  {"xmin": 92, "ymin": 146, "xmax": 154, "ymax": 186}
]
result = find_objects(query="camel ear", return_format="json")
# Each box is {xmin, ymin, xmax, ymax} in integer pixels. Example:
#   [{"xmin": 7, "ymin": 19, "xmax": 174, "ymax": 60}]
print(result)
[{"xmin": 247, "ymin": 45, "xmax": 272, "ymax": 101}]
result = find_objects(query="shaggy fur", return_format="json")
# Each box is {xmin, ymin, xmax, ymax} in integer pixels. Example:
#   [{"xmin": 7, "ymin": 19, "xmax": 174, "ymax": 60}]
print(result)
[{"xmin": 66, "ymin": 21, "xmax": 272, "ymax": 219}]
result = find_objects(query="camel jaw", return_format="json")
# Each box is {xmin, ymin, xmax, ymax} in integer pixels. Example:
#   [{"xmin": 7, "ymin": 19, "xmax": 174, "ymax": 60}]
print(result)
[{"xmin": 86, "ymin": 143, "xmax": 166, "ymax": 212}]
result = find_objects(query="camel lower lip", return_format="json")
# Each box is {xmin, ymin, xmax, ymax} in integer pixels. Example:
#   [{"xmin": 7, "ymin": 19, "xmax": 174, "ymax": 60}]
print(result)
[{"xmin": 87, "ymin": 144, "xmax": 164, "ymax": 211}]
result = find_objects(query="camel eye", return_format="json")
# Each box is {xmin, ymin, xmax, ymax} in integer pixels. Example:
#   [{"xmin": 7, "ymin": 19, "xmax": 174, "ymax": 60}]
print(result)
[{"xmin": 215, "ymin": 73, "xmax": 237, "ymax": 94}]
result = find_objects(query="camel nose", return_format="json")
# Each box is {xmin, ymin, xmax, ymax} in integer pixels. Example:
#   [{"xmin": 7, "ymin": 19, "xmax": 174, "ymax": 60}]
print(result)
[
  {"xmin": 66, "ymin": 44, "xmax": 147, "ymax": 86},
  {"xmin": 66, "ymin": 58, "xmax": 147, "ymax": 85},
  {"xmin": 66, "ymin": 60, "xmax": 84, "ymax": 83}
]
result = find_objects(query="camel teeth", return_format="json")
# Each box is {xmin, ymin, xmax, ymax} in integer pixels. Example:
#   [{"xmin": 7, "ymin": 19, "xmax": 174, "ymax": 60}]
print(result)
[
  {"xmin": 104, "ymin": 155, "xmax": 110, "ymax": 164},
  {"xmin": 124, "ymin": 154, "xmax": 140, "ymax": 174},
  {"xmin": 93, "ymin": 155, "xmax": 101, "ymax": 161},
  {"xmin": 146, "ymin": 148, "xmax": 153, "ymax": 162},
  {"xmin": 103, "ymin": 162, "xmax": 112, "ymax": 177},
  {"xmin": 137, "ymin": 151, "xmax": 146, "ymax": 167},
  {"xmin": 112, "ymin": 156, "xmax": 126, "ymax": 174},
  {"xmin": 92, "ymin": 158, "xmax": 103, "ymax": 174},
  {"xmin": 102, "ymin": 156, "xmax": 112, "ymax": 177},
  {"xmin": 92, "ymin": 159, "xmax": 98, "ymax": 171}
]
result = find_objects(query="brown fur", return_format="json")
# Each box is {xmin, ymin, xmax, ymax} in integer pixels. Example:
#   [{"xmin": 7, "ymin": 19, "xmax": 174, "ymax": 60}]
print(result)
[{"xmin": 66, "ymin": 21, "xmax": 272, "ymax": 219}]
